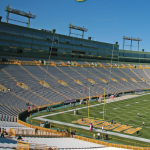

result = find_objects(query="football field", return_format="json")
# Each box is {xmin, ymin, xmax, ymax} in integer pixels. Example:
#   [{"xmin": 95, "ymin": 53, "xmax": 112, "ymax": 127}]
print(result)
[{"xmin": 32, "ymin": 93, "xmax": 150, "ymax": 146}]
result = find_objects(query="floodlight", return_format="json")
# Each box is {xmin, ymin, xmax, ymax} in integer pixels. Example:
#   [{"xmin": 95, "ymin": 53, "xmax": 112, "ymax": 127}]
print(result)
[
  {"xmin": 5, "ymin": 5, "xmax": 36, "ymax": 19},
  {"xmin": 69, "ymin": 23, "xmax": 88, "ymax": 39}
]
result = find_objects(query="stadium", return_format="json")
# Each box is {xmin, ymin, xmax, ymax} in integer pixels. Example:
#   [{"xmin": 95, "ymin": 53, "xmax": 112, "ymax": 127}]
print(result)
[{"xmin": 1, "ymin": 3, "xmax": 150, "ymax": 150}]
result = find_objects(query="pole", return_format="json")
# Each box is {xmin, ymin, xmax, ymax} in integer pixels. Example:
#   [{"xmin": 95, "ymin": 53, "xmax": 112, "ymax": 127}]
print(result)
[
  {"xmin": 138, "ymin": 40, "xmax": 139, "ymax": 51},
  {"xmin": 69, "ymin": 23, "xmax": 71, "ymax": 36},
  {"xmin": 88, "ymin": 86, "xmax": 91, "ymax": 118},
  {"xmin": 6, "ymin": 12, "xmax": 9, "ymax": 23},
  {"xmin": 82, "ymin": 31, "xmax": 84, "ymax": 39},
  {"xmin": 6, "ymin": 4, "xmax": 9, "ymax": 23},
  {"xmin": 82, "ymin": 26, "xmax": 84, "ymax": 39},
  {"xmin": 130, "ymin": 37, "xmax": 132, "ymax": 50},
  {"xmin": 103, "ymin": 88, "xmax": 105, "ymax": 120},
  {"xmin": 123, "ymin": 37, "xmax": 124, "ymax": 50},
  {"xmin": 28, "ymin": 11, "xmax": 30, "ymax": 28}
]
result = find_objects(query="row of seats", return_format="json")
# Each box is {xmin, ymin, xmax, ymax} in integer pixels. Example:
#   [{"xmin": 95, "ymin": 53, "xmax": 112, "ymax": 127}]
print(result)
[
  {"xmin": 0, "ymin": 104, "xmax": 21, "ymax": 116},
  {"xmin": 0, "ymin": 62, "xmax": 150, "ymax": 117},
  {"xmin": 0, "ymin": 114, "xmax": 17, "ymax": 122}
]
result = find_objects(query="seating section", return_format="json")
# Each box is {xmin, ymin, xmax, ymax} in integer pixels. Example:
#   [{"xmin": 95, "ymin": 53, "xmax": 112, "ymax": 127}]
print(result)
[
  {"xmin": 0, "ymin": 104, "xmax": 20, "ymax": 116},
  {"xmin": 1, "ymin": 65, "xmax": 67, "ymax": 104},
  {"xmin": 23, "ymin": 65, "xmax": 84, "ymax": 99},
  {"xmin": 0, "ymin": 65, "xmax": 51, "ymax": 107},
  {"xmin": 0, "ymin": 121, "xmax": 24, "ymax": 127},
  {"xmin": 0, "ymin": 57, "xmax": 150, "ymax": 119},
  {"xmin": 0, "ymin": 114, "xmax": 17, "ymax": 122},
  {"xmin": 119, "ymin": 68, "xmax": 148, "ymax": 89},
  {"xmin": 105, "ymin": 68, "xmax": 137, "ymax": 91},
  {"xmin": 143, "ymin": 69, "xmax": 150, "ymax": 84}
]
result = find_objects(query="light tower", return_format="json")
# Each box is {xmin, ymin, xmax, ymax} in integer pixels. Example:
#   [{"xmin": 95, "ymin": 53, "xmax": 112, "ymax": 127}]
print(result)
[
  {"xmin": 5, "ymin": 4, "xmax": 36, "ymax": 27},
  {"xmin": 68, "ymin": 23, "xmax": 88, "ymax": 39},
  {"xmin": 123, "ymin": 36, "xmax": 142, "ymax": 51}
]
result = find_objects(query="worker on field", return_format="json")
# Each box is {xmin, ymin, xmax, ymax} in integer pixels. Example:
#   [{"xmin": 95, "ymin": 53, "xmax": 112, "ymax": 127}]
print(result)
[
  {"xmin": 111, "ymin": 119, "xmax": 113, "ymax": 124},
  {"xmin": 142, "ymin": 121, "xmax": 145, "ymax": 126}
]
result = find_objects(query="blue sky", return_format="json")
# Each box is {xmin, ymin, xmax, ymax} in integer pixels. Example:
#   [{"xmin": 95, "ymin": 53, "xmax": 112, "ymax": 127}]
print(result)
[{"xmin": 0, "ymin": 0, "xmax": 150, "ymax": 51}]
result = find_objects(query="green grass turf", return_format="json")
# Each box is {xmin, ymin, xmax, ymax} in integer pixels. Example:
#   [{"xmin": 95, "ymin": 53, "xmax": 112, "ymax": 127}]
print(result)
[
  {"xmin": 28, "ymin": 118, "xmax": 150, "ymax": 147},
  {"xmin": 30, "ymin": 93, "xmax": 150, "ymax": 146}
]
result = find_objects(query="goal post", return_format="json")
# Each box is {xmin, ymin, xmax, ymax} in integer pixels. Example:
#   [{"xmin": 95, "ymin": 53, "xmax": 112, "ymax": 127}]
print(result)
[{"xmin": 88, "ymin": 88, "xmax": 105, "ymax": 120}]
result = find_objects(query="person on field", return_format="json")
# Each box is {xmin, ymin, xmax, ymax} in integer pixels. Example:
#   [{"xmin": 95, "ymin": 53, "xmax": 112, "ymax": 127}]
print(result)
[
  {"xmin": 91, "ymin": 124, "xmax": 93, "ymax": 131},
  {"xmin": 137, "ymin": 113, "xmax": 140, "ymax": 118},
  {"xmin": 105, "ymin": 133, "xmax": 108, "ymax": 140},
  {"xmin": 97, "ymin": 132, "xmax": 100, "ymax": 139},
  {"xmin": 111, "ymin": 119, "xmax": 113, "ymax": 124},
  {"xmin": 93, "ymin": 133, "xmax": 95, "ymax": 139},
  {"xmin": 142, "ymin": 121, "xmax": 145, "ymax": 126},
  {"xmin": 136, "ymin": 130, "xmax": 139, "ymax": 136},
  {"xmin": 102, "ymin": 133, "xmax": 105, "ymax": 140},
  {"xmin": 90, "ymin": 123, "xmax": 92, "ymax": 131}
]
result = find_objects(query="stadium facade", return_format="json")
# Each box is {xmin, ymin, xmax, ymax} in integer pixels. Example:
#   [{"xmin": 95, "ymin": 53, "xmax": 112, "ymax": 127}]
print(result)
[{"xmin": 0, "ymin": 20, "xmax": 150, "ymax": 63}]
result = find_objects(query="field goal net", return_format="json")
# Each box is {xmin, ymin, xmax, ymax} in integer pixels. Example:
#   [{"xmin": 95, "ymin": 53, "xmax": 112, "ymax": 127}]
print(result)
[{"xmin": 88, "ymin": 87, "xmax": 106, "ymax": 121}]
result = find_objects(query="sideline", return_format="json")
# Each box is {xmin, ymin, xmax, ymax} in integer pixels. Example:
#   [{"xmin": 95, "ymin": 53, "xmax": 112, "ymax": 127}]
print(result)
[
  {"xmin": 33, "ymin": 93, "xmax": 150, "ymax": 143},
  {"xmin": 36, "ymin": 94, "xmax": 136, "ymax": 118}
]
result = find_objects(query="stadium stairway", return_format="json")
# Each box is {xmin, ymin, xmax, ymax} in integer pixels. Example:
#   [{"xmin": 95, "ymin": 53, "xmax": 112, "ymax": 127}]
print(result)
[
  {"xmin": 95, "ymin": 67, "xmax": 132, "ymax": 92},
  {"xmin": 83, "ymin": 67, "xmax": 123, "ymax": 93},
  {"xmin": 54, "ymin": 66, "xmax": 99, "ymax": 96},
  {"xmin": 0, "ymin": 68, "xmax": 30, "ymax": 110},
  {"xmin": 57, "ymin": 66, "xmax": 99, "ymax": 96},
  {"xmin": 95, "ymin": 67, "xmax": 131, "ymax": 92},
  {"xmin": 70, "ymin": 66, "xmax": 127, "ymax": 94},
  {"xmin": 143, "ymin": 69, "xmax": 150, "ymax": 84},
  {"xmin": 0, "ymin": 66, "xmax": 50, "ymax": 107},
  {"xmin": 117, "ymin": 68, "xmax": 142, "ymax": 89},
  {"xmin": 143, "ymin": 69, "xmax": 150, "ymax": 81},
  {"xmin": 9, "ymin": 64, "xmax": 69, "ymax": 101},
  {"xmin": 118, "ymin": 68, "xmax": 147, "ymax": 89},
  {"xmin": 104, "ymin": 68, "xmax": 137, "ymax": 91},
  {"xmin": 23, "ymin": 65, "xmax": 71, "ymax": 99},
  {"xmin": 1, "ymin": 67, "xmax": 52, "ymax": 104},
  {"xmin": 69, "ymin": 67, "xmax": 108, "ymax": 94},
  {"xmin": 126, "ymin": 68, "xmax": 148, "ymax": 89},
  {"xmin": 142, "ymin": 69, "xmax": 150, "ymax": 81},
  {"xmin": 36, "ymin": 65, "xmax": 86, "ymax": 99},
  {"xmin": 130, "ymin": 69, "xmax": 150, "ymax": 88},
  {"xmin": 38, "ymin": 65, "xmax": 87, "ymax": 99},
  {"xmin": 21, "ymin": 65, "xmax": 73, "ymax": 100},
  {"xmin": 82, "ymin": 67, "xmax": 120, "ymax": 93}
]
